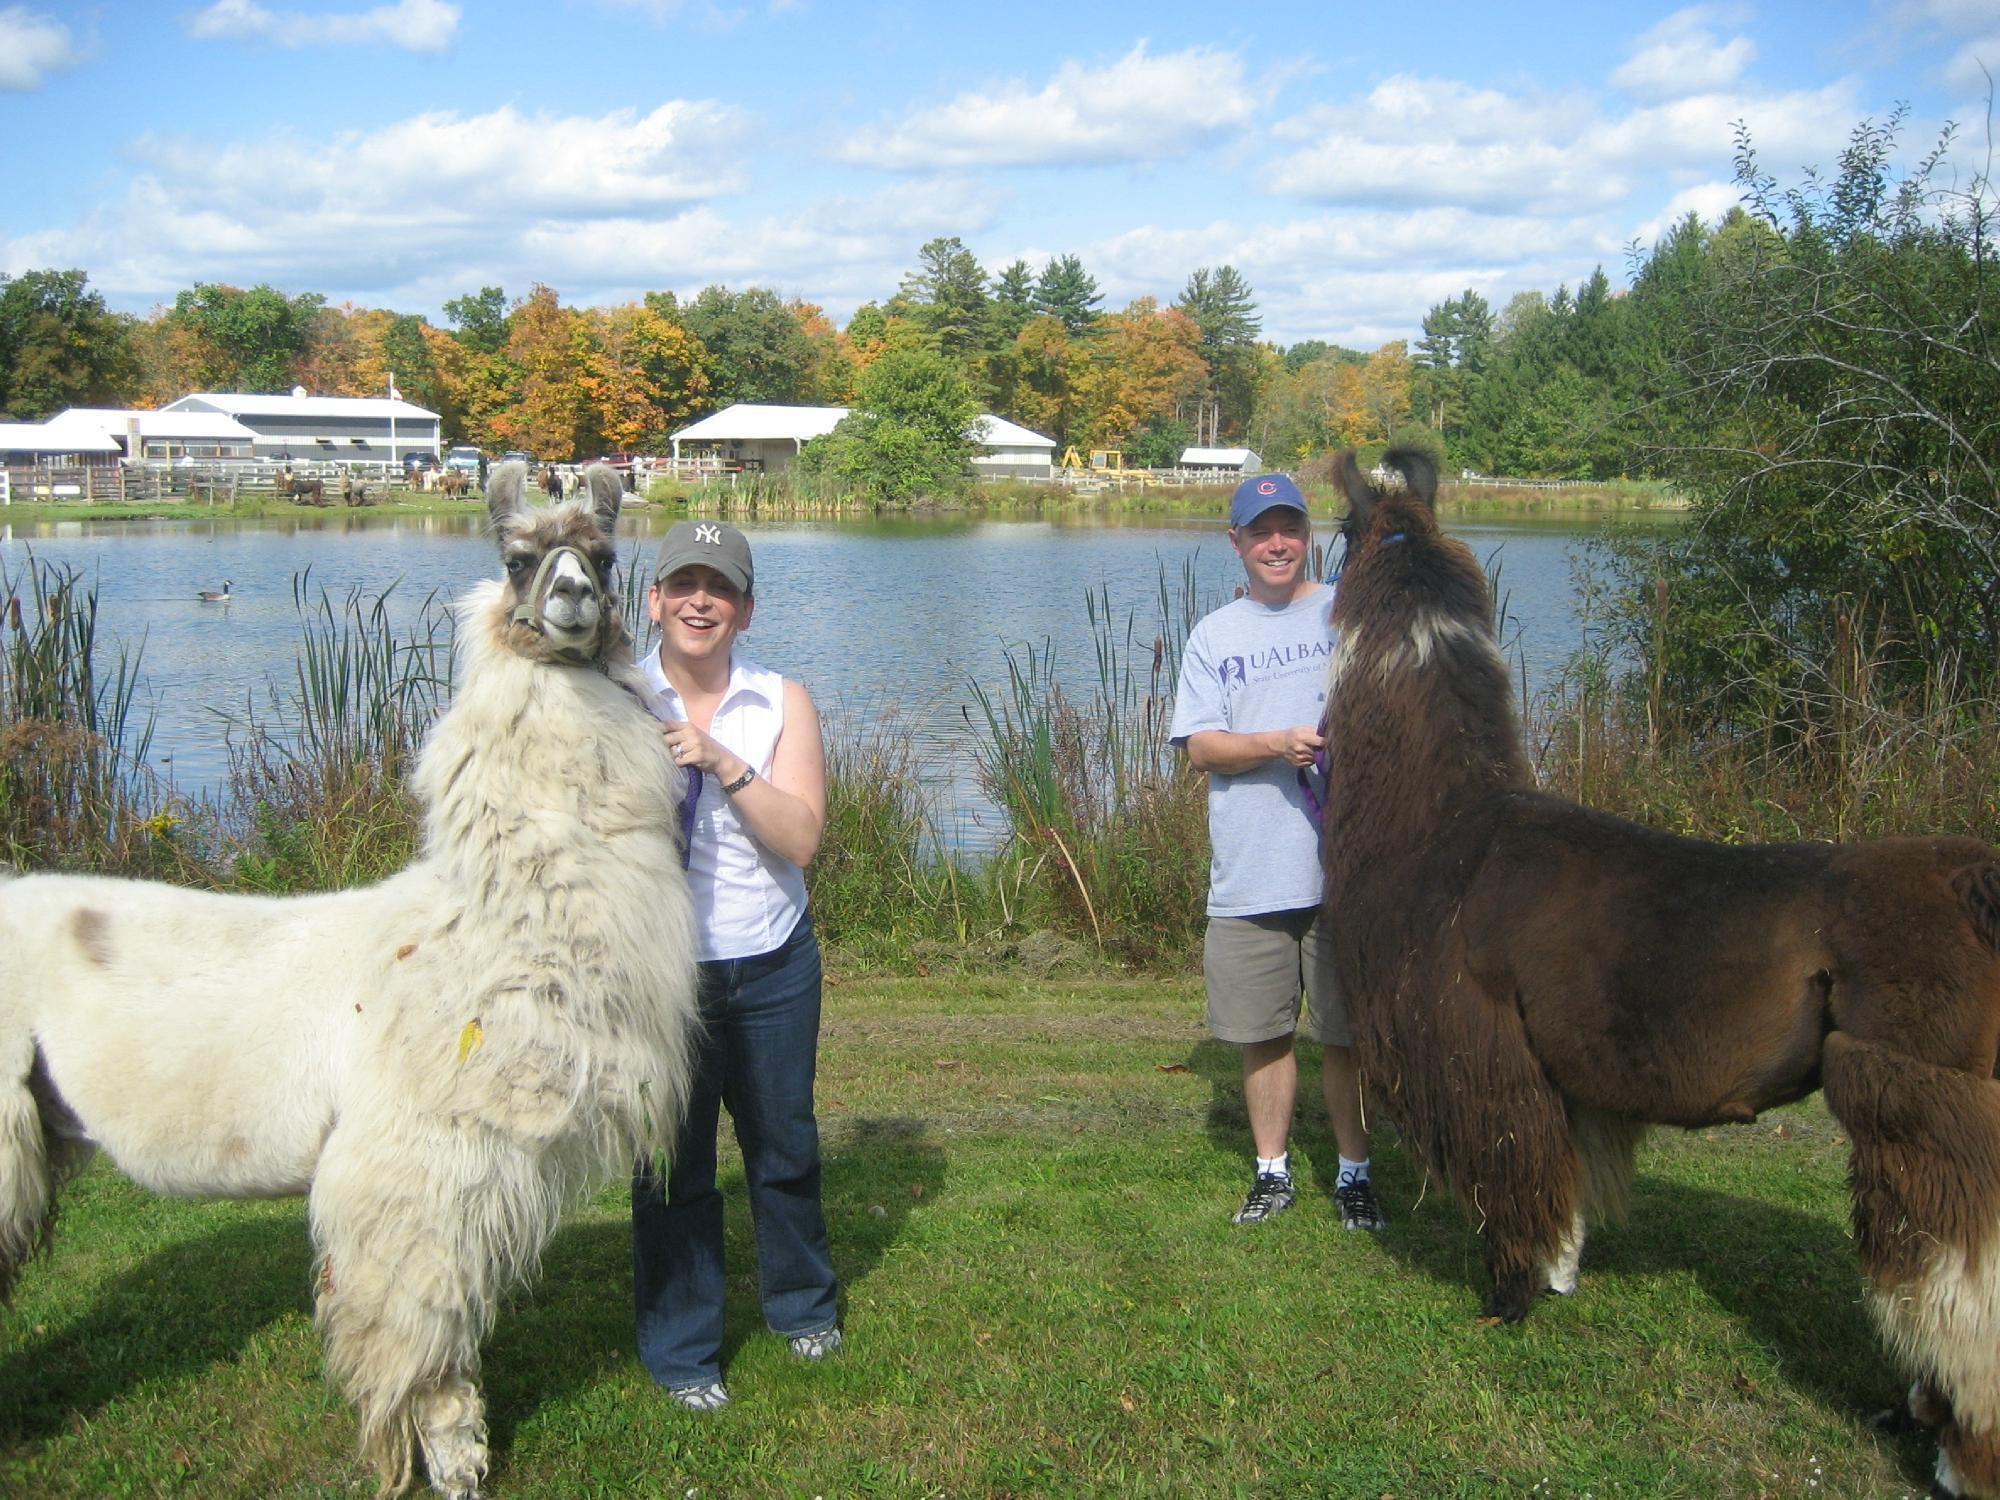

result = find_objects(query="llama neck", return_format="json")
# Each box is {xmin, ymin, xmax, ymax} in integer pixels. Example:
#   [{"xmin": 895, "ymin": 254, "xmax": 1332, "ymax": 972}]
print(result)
[
  {"xmin": 1325, "ymin": 614, "xmax": 1530, "ymax": 858},
  {"xmin": 415, "ymin": 642, "xmax": 679, "ymax": 922}
]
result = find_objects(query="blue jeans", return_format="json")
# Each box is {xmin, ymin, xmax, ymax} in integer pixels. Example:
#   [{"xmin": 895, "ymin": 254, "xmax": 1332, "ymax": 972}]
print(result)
[{"xmin": 632, "ymin": 912, "xmax": 838, "ymax": 1387}]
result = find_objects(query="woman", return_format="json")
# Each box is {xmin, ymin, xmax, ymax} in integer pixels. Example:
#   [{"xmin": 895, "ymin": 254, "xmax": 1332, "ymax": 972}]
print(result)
[{"xmin": 632, "ymin": 518, "xmax": 840, "ymax": 1411}]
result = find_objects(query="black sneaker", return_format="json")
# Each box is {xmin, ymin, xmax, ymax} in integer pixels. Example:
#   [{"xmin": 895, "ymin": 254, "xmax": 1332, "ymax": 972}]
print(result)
[
  {"xmin": 1336, "ymin": 1175, "xmax": 1383, "ymax": 1231},
  {"xmin": 1233, "ymin": 1171, "xmax": 1297, "ymax": 1223}
]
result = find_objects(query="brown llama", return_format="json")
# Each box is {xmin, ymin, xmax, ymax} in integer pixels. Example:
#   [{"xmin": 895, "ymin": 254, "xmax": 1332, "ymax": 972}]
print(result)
[
  {"xmin": 283, "ymin": 469, "xmax": 326, "ymax": 505},
  {"xmin": 1322, "ymin": 447, "xmax": 2000, "ymax": 1499}
]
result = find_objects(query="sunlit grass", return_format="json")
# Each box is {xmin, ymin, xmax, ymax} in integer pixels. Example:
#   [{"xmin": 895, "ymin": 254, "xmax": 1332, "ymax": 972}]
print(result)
[{"xmin": 0, "ymin": 973, "xmax": 1931, "ymax": 1499}]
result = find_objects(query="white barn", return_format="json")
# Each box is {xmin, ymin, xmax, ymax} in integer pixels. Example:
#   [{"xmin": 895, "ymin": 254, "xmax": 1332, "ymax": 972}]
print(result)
[
  {"xmin": 669, "ymin": 404, "xmax": 1053, "ymax": 477},
  {"xmin": 163, "ymin": 390, "xmax": 441, "ymax": 465},
  {"xmin": 668, "ymin": 403, "xmax": 849, "ymax": 473},
  {"xmin": 969, "ymin": 414, "xmax": 1056, "ymax": 479},
  {"xmin": 1179, "ymin": 446, "xmax": 1263, "ymax": 474},
  {"xmin": 37, "ymin": 407, "xmax": 259, "ymax": 462},
  {"xmin": 0, "ymin": 419, "xmax": 123, "ymax": 466}
]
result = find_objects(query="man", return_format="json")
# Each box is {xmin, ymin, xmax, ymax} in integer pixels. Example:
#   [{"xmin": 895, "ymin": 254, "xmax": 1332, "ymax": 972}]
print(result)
[{"xmin": 1167, "ymin": 472, "xmax": 1381, "ymax": 1229}]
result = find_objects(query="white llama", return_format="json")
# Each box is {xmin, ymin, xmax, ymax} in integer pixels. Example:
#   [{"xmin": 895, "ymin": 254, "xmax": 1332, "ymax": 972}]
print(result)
[{"xmin": 0, "ymin": 463, "xmax": 698, "ymax": 1499}]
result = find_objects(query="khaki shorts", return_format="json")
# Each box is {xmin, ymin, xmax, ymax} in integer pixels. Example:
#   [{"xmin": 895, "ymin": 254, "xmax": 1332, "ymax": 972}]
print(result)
[{"xmin": 1202, "ymin": 906, "xmax": 1350, "ymax": 1047}]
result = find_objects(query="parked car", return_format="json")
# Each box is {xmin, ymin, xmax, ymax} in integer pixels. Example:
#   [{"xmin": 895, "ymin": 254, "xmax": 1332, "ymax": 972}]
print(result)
[
  {"xmin": 444, "ymin": 446, "xmax": 484, "ymax": 474},
  {"xmin": 403, "ymin": 451, "xmax": 439, "ymax": 473},
  {"xmin": 500, "ymin": 450, "xmax": 535, "ymax": 467}
]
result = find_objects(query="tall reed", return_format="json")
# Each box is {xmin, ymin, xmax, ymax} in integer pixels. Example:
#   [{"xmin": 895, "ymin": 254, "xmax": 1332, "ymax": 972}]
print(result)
[
  {"xmin": 809, "ymin": 704, "xmax": 971, "ymax": 956},
  {"xmin": 1531, "ymin": 588, "xmax": 2000, "ymax": 849},
  {"xmin": 965, "ymin": 561, "xmax": 1212, "ymax": 965},
  {"xmin": 0, "ymin": 558, "xmax": 186, "ymax": 875},
  {"xmin": 223, "ymin": 574, "xmax": 449, "ymax": 892}
]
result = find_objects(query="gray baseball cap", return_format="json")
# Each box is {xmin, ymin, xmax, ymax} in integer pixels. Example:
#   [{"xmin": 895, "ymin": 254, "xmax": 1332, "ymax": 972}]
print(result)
[{"xmin": 654, "ymin": 519, "xmax": 753, "ymax": 594}]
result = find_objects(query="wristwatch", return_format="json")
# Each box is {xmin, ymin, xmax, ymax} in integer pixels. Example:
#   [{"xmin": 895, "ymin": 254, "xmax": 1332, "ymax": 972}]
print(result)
[{"xmin": 720, "ymin": 766, "xmax": 755, "ymax": 795}]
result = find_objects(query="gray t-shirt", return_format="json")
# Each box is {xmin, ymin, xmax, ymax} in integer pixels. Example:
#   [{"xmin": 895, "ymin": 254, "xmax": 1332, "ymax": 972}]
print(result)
[{"xmin": 1167, "ymin": 584, "xmax": 1335, "ymax": 916}]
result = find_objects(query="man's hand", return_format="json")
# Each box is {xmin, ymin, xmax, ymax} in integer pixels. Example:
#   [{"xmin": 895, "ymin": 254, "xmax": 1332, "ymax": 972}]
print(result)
[
  {"xmin": 1185, "ymin": 723, "xmax": 1324, "ymax": 774},
  {"xmin": 1266, "ymin": 724, "xmax": 1325, "ymax": 768}
]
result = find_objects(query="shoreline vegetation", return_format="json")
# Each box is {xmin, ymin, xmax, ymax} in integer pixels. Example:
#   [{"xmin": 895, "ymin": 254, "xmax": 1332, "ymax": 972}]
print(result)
[
  {"xmin": 4, "ymin": 538, "xmax": 1992, "ymax": 976},
  {"xmin": 0, "ymin": 473, "xmax": 1684, "ymax": 527}
]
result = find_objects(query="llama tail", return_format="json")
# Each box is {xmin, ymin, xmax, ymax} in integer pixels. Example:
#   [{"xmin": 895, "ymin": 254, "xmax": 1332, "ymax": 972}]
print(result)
[
  {"xmin": 1824, "ymin": 1029, "xmax": 2000, "ymax": 1498},
  {"xmin": 0, "ymin": 1032, "xmax": 55, "ymax": 1305}
]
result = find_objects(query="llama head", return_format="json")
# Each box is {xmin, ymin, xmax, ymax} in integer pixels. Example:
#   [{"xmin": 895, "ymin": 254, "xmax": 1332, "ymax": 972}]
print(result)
[
  {"xmin": 1334, "ymin": 446, "xmax": 1440, "ymax": 555},
  {"xmin": 485, "ymin": 461, "xmax": 627, "ymax": 665},
  {"xmin": 1329, "ymin": 446, "xmax": 1492, "ymax": 639}
]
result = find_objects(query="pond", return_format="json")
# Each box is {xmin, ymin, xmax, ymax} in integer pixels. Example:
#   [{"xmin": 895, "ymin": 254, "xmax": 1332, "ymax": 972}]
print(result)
[{"xmin": 0, "ymin": 507, "xmax": 1661, "ymax": 847}]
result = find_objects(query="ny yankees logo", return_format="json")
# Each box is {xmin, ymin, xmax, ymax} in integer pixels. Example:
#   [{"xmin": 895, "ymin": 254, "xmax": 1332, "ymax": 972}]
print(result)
[{"xmin": 694, "ymin": 523, "xmax": 722, "ymax": 545}]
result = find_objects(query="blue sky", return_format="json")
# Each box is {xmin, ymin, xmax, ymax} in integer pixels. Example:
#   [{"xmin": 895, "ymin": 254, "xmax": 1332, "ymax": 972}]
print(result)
[{"xmin": 3, "ymin": 1, "xmax": 1996, "ymax": 347}]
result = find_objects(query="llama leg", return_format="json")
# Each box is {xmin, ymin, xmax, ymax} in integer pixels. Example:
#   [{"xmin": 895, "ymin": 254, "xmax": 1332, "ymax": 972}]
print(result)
[
  {"xmin": 1372, "ymin": 970, "xmax": 1581, "ymax": 1323},
  {"xmin": 1541, "ymin": 1109, "xmax": 1645, "ymax": 1296},
  {"xmin": 310, "ymin": 1132, "xmax": 503, "ymax": 1500},
  {"xmin": 0, "ymin": 1036, "xmax": 53, "ymax": 1303},
  {"xmin": 1823, "ymin": 1031, "xmax": 2000, "ymax": 1499},
  {"xmin": 1541, "ymin": 1208, "xmax": 1585, "ymax": 1297}
]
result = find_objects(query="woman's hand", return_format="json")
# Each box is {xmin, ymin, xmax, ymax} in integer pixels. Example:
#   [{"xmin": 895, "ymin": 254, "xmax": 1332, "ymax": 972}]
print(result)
[{"xmin": 661, "ymin": 719, "xmax": 748, "ymax": 784}]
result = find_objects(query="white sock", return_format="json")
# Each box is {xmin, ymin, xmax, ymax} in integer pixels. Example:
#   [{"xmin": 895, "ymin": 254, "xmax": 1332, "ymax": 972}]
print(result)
[
  {"xmin": 1256, "ymin": 1153, "xmax": 1289, "ymax": 1178},
  {"xmin": 1338, "ymin": 1155, "xmax": 1370, "ymax": 1185}
]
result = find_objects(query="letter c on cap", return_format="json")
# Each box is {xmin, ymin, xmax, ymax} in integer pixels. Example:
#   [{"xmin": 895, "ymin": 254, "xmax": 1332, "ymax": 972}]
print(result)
[{"xmin": 1258, "ymin": 479, "xmax": 1278, "ymax": 495}]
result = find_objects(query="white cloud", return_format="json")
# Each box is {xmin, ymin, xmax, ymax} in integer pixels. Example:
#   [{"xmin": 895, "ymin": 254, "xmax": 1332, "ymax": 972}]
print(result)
[
  {"xmin": 838, "ymin": 42, "xmax": 1256, "ymax": 169},
  {"xmin": 1627, "ymin": 181, "xmax": 1743, "ymax": 247},
  {"xmin": 187, "ymin": 0, "xmax": 461, "ymax": 53},
  {"xmin": 0, "ymin": 6, "xmax": 83, "ymax": 90},
  {"xmin": 1263, "ymin": 71, "xmax": 1864, "ymax": 215},
  {"xmin": 0, "ymin": 131, "xmax": 991, "ymax": 332},
  {"xmin": 1061, "ymin": 205, "xmax": 1631, "ymax": 349},
  {"xmin": 1611, "ymin": 7, "xmax": 1756, "ymax": 103},
  {"xmin": 1893, "ymin": 0, "xmax": 2000, "ymax": 34},
  {"xmin": 1263, "ymin": 76, "xmax": 1614, "ymax": 212},
  {"xmin": 128, "ymin": 101, "xmax": 750, "ymax": 216},
  {"xmin": 1943, "ymin": 33, "xmax": 2000, "ymax": 92}
]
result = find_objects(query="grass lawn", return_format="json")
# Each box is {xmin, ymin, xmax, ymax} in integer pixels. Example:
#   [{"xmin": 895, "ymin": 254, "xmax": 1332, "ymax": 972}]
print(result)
[{"xmin": 0, "ymin": 969, "xmax": 1929, "ymax": 1498}]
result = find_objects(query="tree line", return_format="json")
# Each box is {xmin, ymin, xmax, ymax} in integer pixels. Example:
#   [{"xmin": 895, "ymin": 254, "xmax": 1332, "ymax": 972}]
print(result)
[{"xmin": 0, "ymin": 247, "xmax": 1449, "ymax": 470}]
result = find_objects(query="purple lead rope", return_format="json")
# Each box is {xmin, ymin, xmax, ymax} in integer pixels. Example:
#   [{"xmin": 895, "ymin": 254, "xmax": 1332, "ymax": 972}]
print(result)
[
  {"xmin": 677, "ymin": 767, "xmax": 702, "ymax": 869},
  {"xmin": 1296, "ymin": 721, "xmax": 1332, "ymax": 826}
]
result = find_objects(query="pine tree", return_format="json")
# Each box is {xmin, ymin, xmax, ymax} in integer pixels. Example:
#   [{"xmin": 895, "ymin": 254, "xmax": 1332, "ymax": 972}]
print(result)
[{"xmin": 1030, "ymin": 254, "xmax": 1103, "ymax": 338}]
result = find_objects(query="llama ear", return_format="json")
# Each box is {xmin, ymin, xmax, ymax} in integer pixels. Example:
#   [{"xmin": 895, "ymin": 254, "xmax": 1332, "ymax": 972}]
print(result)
[
  {"xmin": 1334, "ymin": 448, "xmax": 1376, "ymax": 534},
  {"xmin": 1384, "ymin": 447, "xmax": 1438, "ymax": 510},
  {"xmin": 581, "ymin": 463, "xmax": 623, "ymax": 533},
  {"xmin": 486, "ymin": 461, "xmax": 527, "ymax": 528}
]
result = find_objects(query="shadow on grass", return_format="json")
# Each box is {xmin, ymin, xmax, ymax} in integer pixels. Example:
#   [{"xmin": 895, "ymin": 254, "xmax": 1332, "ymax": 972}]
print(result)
[
  {"xmin": 1180, "ymin": 1032, "xmax": 1922, "ymax": 1474},
  {"xmin": 0, "ymin": 1115, "xmax": 946, "ymax": 1482},
  {"xmin": 482, "ymin": 1113, "xmax": 945, "ymax": 1458},
  {"xmin": 0, "ymin": 1217, "xmax": 311, "ymax": 1444}
]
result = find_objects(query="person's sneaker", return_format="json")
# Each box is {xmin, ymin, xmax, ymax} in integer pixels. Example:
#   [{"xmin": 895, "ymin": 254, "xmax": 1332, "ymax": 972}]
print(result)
[
  {"xmin": 1232, "ymin": 1171, "xmax": 1297, "ymax": 1223},
  {"xmin": 666, "ymin": 1380, "xmax": 730, "ymax": 1411},
  {"xmin": 1336, "ymin": 1175, "xmax": 1383, "ymax": 1231},
  {"xmin": 788, "ymin": 1326, "xmax": 843, "ymax": 1360}
]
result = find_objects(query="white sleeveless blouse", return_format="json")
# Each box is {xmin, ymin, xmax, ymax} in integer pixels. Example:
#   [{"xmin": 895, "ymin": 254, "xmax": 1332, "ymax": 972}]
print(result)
[{"xmin": 637, "ymin": 649, "xmax": 809, "ymax": 961}]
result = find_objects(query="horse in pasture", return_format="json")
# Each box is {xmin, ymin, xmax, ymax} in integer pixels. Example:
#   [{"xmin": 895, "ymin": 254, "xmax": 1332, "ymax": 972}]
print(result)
[
  {"xmin": 0, "ymin": 462, "xmax": 700, "ymax": 1498},
  {"xmin": 1321, "ymin": 447, "xmax": 2000, "ymax": 1499}
]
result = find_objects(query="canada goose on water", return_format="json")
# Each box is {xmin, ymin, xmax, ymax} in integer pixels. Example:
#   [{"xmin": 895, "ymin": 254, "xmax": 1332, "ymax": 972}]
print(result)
[{"xmin": 198, "ymin": 581, "xmax": 232, "ymax": 603}]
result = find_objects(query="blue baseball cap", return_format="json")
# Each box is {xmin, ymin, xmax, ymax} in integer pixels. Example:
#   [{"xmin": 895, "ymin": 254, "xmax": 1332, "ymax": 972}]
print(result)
[{"xmin": 1229, "ymin": 472, "xmax": 1308, "ymax": 528}]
